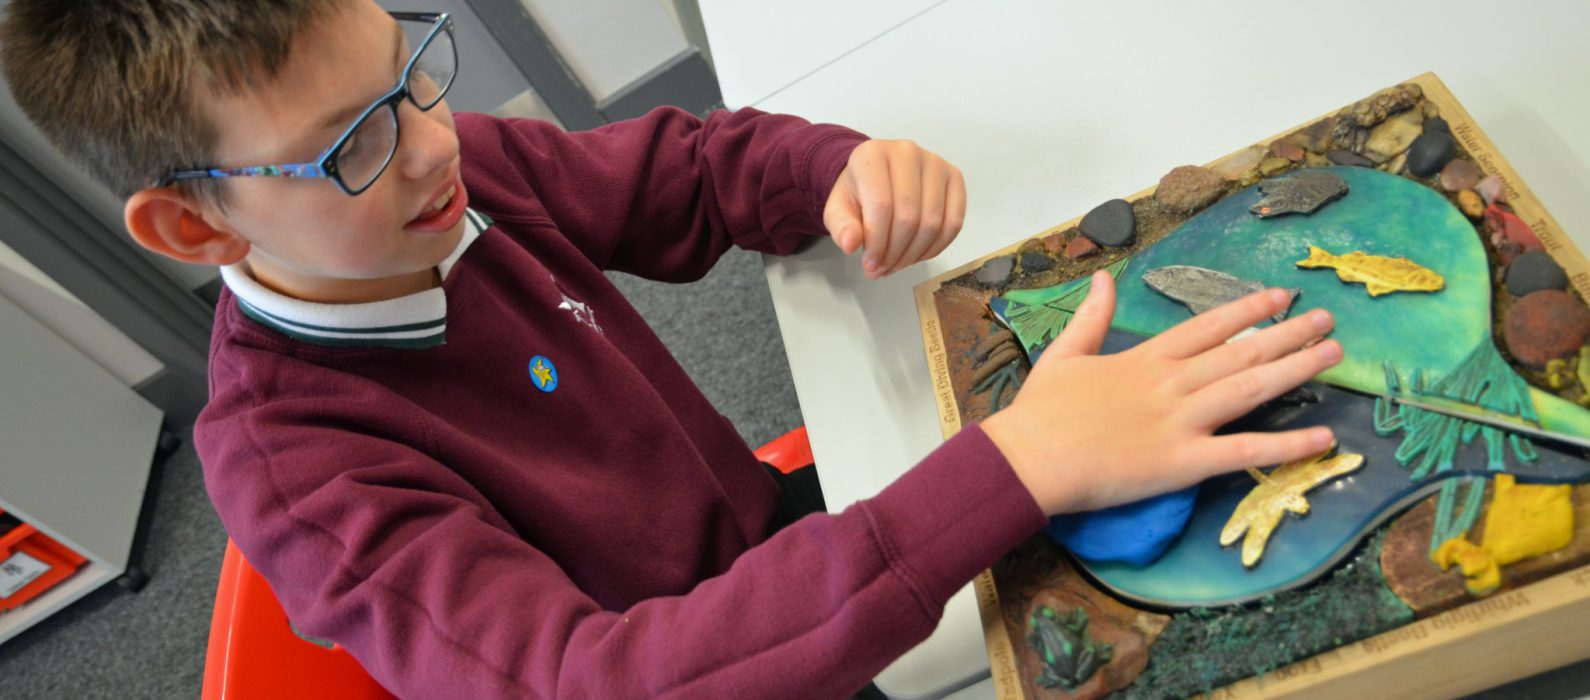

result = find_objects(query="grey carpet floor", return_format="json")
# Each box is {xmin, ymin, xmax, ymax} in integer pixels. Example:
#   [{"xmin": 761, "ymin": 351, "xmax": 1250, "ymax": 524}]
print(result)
[{"xmin": 1, "ymin": 247, "xmax": 1587, "ymax": 698}]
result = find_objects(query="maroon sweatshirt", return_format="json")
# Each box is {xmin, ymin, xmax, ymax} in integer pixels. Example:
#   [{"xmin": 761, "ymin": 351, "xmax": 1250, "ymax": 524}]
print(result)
[{"xmin": 196, "ymin": 107, "xmax": 1046, "ymax": 699}]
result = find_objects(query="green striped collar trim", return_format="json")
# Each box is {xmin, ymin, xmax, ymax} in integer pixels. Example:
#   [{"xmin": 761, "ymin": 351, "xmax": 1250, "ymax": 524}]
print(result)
[{"xmin": 220, "ymin": 210, "xmax": 487, "ymax": 349}]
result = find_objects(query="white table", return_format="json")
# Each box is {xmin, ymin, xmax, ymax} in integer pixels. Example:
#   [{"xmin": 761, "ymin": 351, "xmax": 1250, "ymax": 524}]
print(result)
[
  {"xmin": 699, "ymin": 0, "xmax": 947, "ymax": 109},
  {"xmin": 706, "ymin": 1, "xmax": 1590, "ymax": 697}
]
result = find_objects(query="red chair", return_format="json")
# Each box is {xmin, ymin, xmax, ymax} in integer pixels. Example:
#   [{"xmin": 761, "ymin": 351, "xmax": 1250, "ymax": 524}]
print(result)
[{"xmin": 202, "ymin": 427, "xmax": 813, "ymax": 699}]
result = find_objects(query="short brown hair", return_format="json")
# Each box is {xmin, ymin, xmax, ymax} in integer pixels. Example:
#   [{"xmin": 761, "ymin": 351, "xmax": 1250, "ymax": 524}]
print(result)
[{"xmin": 0, "ymin": 0, "xmax": 341, "ymax": 206}]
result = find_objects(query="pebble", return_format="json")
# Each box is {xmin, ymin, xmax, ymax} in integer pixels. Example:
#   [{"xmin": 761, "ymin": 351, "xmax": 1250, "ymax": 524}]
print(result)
[
  {"xmin": 1439, "ymin": 159, "xmax": 1482, "ymax": 192},
  {"xmin": 1385, "ymin": 151, "xmax": 1408, "ymax": 174},
  {"xmin": 1065, "ymin": 235, "xmax": 1100, "ymax": 260},
  {"xmin": 1506, "ymin": 250, "xmax": 1569, "ymax": 297},
  {"xmin": 1457, "ymin": 190, "xmax": 1485, "ymax": 218},
  {"xmin": 1478, "ymin": 174, "xmax": 1508, "ymax": 205},
  {"xmin": 1485, "ymin": 204, "xmax": 1544, "ymax": 250},
  {"xmin": 1155, "ymin": 166, "xmax": 1227, "ymax": 215},
  {"xmin": 1424, "ymin": 117, "xmax": 1451, "ymax": 135},
  {"xmin": 1258, "ymin": 157, "xmax": 1292, "ymax": 177},
  {"xmin": 1213, "ymin": 146, "xmax": 1266, "ymax": 181},
  {"xmin": 1498, "ymin": 240, "xmax": 1527, "ymax": 267},
  {"xmin": 1019, "ymin": 251, "xmax": 1056, "ymax": 274},
  {"xmin": 1080, "ymin": 198, "xmax": 1136, "ymax": 247},
  {"xmin": 1269, "ymin": 137, "xmax": 1305, "ymax": 163},
  {"xmin": 975, "ymin": 255, "xmax": 1015, "ymax": 287},
  {"xmin": 1327, "ymin": 149, "xmax": 1375, "ymax": 168},
  {"xmin": 1406, "ymin": 131, "xmax": 1458, "ymax": 177},
  {"xmin": 1295, "ymin": 118, "xmax": 1335, "ymax": 153},
  {"xmin": 1503, "ymin": 290, "xmax": 1590, "ymax": 367},
  {"xmin": 1043, "ymin": 234, "xmax": 1065, "ymax": 256},
  {"xmin": 1364, "ymin": 110, "xmax": 1424, "ymax": 163}
]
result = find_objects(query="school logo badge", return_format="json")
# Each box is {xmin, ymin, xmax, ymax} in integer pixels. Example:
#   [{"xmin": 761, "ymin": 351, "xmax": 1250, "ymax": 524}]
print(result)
[{"xmin": 528, "ymin": 355, "xmax": 559, "ymax": 393}]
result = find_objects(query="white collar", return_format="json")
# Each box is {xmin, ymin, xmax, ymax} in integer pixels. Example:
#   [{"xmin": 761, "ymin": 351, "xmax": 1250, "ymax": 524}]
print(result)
[{"xmin": 220, "ymin": 209, "xmax": 488, "ymax": 349}]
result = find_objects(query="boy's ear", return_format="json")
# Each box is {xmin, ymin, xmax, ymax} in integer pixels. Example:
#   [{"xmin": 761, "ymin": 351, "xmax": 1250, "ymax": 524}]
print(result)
[{"xmin": 124, "ymin": 187, "xmax": 250, "ymax": 265}]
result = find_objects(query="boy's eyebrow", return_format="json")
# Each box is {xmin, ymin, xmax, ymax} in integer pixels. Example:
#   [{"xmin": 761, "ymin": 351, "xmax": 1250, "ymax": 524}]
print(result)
[{"xmin": 306, "ymin": 22, "xmax": 407, "ymax": 142}]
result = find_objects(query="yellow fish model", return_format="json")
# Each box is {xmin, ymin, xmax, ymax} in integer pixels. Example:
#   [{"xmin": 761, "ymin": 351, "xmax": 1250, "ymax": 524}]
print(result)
[{"xmin": 1295, "ymin": 245, "xmax": 1445, "ymax": 297}]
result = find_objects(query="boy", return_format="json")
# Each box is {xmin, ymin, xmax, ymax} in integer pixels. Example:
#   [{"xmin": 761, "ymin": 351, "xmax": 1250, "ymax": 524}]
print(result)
[{"xmin": 0, "ymin": 1, "xmax": 1341, "ymax": 697}]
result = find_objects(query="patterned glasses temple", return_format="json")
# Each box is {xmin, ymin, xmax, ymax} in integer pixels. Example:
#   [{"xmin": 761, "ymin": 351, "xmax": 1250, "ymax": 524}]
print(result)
[{"xmin": 163, "ymin": 163, "xmax": 328, "ymax": 185}]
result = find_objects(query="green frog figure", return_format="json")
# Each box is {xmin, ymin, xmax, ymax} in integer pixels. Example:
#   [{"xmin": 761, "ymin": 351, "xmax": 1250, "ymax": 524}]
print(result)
[{"xmin": 1026, "ymin": 605, "xmax": 1113, "ymax": 690}]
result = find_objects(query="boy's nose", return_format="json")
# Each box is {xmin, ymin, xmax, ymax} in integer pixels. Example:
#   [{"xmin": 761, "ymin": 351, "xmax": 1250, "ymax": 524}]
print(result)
[{"xmin": 395, "ymin": 101, "xmax": 459, "ymax": 181}]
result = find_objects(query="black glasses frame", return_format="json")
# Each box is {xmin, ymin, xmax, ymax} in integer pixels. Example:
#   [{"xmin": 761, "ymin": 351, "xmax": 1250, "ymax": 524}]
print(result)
[{"xmin": 158, "ymin": 12, "xmax": 456, "ymax": 196}]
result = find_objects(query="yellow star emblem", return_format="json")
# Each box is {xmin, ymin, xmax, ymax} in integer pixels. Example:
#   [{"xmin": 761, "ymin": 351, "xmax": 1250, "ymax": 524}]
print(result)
[{"xmin": 531, "ymin": 359, "xmax": 553, "ymax": 387}]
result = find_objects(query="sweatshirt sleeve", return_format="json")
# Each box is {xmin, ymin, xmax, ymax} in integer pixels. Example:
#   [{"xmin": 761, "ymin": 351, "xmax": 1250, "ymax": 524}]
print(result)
[
  {"xmin": 455, "ymin": 107, "xmax": 868, "ymax": 282},
  {"xmin": 203, "ymin": 398, "xmax": 1045, "ymax": 699}
]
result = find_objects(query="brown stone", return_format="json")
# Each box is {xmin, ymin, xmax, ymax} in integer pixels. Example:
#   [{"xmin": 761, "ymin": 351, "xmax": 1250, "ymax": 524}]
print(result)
[
  {"xmin": 1042, "ymin": 233, "xmax": 1065, "ymax": 256},
  {"xmin": 1457, "ymin": 190, "xmax": 1485, "ymax": 219},
  {"xmin": 1503, "ymin": 290, "xmax": 1590, "ymax": 367},
  {"xmin": 1065, "ymin": 235, "xmax": 1100, "ymax": 260},
  {"xmin": 1257, "ymin": 156, "xmax": 1291, "ymax": 177},
  {"xmin": 1363, "ymin": 109, "xmax": 1424, "ymax": 164},
  {"xmin": 1381, "ymin": 482, "xmax": 1590, "ymax": 617},
  {"xmin": 996, "ymin": 541, "xmax": 1170, "ymax": 700},
  {"xmin": 1293, "ymin": 117, "xmax": 1335, "ymax": 153},
  {"xmin": 1154, "ymin": 165, "xmax": 1227, "ymax": 214},
  {"xmin": 1269, "ymin": 137, "xmax": 1305, "ymax": 163},
  {"xmin": 1440, "ymin": 159, "xmax": 1483, "ymax": 192},
  {"xmin": 1212, "ymin": 146, "xmax": 1266, "ymax": 181},
  {"xmin": 1342, "ymin": 84, "xmax": 1423, "ymax": 128}
]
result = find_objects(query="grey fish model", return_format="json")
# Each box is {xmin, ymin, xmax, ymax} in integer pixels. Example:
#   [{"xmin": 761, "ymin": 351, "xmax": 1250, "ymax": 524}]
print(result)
[
  {"xmin": 1142, "ymin": 265, "xmax": 1299, "ymax": 323},
  {"xmin": 1250, "ymin": 170, "xmax": 1349, "ymax": 218}
]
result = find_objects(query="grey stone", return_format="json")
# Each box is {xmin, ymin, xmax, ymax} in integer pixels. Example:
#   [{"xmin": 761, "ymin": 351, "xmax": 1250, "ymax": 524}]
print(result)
[
  {"xmin": 1142, "ymin": 265, "xmax": 1298, "ymax": 323},
  {"xmin": 1079, "ymin": 198, "xmax": 1137, "ymax": 247},
  {"xmin": 1327, "ymin": 150, "xmax": 1374, "ymax": 168},
  {"xmin": 976, "ymin": 255, "xmax": 1016, "ymax": 287},
  {"xmin": 1505, "ymin": 250, "xmax": 1569, "ymax": 297},
  {"xmin": 1424, "ymin": 117, "xmax": 1450, "ymax": 135},
  {"xmin": 1250, "ymin": 170, "xmax": 1350, "ymax": 219},
  {"xmin": 1406, "ymin": 132, "xmax": 1458, "ymax": 177},
  {"xmin": 1020, "ymin": 251, "xmax": 1056, "ymax": 273}
]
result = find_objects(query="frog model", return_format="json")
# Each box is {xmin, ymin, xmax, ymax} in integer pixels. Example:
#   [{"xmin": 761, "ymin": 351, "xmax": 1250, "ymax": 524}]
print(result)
[{"xmin": 1026, "ymin": 605, "xmax": 1114, "ymax": 690}]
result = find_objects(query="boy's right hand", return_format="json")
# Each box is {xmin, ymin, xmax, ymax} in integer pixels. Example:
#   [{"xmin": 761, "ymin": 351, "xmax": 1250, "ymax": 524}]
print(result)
[{"xmin": 981, "ymin": 270, "xmax": 1343, "ymax": 517}]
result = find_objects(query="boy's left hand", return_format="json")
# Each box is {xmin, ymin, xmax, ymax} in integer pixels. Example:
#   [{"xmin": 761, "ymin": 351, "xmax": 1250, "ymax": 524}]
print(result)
[{"xmin": 824, "ymin": 139, "xmax": 966, "ymax": 279}]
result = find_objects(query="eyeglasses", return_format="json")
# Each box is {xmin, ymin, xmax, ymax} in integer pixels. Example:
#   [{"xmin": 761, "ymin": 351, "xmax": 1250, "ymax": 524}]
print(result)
[{"xmin": 159, "ymin": 12, "xmax": 457, "ymax": 196}]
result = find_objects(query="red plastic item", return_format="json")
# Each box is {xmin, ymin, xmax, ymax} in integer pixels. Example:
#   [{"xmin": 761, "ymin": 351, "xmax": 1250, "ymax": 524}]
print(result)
[
  {"xmin": 202, "ymin": 541, "xmax": 397, "ymax": 700},
  {"xmin": 203, "ymin": 426, "xmax": 814, "ymax": 698},
  {"xmin": 0, "ymin": 509, "xmax": 87, "ymax": 612},
  {"xmin": 753, "ymin": 425, "xmax": 815, "ymax": 474}
]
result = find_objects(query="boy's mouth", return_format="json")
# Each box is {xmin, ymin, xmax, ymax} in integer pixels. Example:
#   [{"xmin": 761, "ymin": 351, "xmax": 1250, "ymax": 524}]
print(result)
[{"xmin": 406, "ymin": 174, "xmax": 468, "ymax": 233}]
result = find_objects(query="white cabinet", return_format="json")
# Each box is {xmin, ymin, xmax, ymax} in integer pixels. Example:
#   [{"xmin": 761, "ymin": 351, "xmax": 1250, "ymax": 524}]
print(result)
[{"xmin": 0, "ymin": 290, "xmax": 162, "ymax": 644}]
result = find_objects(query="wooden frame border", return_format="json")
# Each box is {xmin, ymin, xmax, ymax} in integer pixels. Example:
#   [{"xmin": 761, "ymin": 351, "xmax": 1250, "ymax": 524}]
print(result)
[{"xmin": 912, "ymin": 72, "xmax": 1590, "ymax": 699}]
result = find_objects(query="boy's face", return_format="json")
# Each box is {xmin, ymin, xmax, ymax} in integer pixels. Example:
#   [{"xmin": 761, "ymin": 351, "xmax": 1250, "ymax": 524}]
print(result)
[{"xmin": 197, "ymin": 0, "xmax": 466, "ymax": 303}]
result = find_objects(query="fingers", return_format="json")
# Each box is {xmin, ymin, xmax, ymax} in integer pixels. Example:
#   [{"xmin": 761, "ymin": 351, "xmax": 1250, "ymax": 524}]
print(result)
[
  {"xmin": 875, "ymin": 148, "xmax": 923, "ymax": 276},
  {"xmin": 851, "ymin": 152, "xmax": 894, "ymax": 276},
  {"xmin": 1141, "ymin": 288, "xmax": 1296, "ymax": 359},
  {"xmin": 1176, "ymin": 308, "xmax": 1334, "ymax": 391},
  {"xmin": 923, "ymin": 166, "xmax": 966, "ymax": 262},
  {"xmin": 885, "ymin": 156, "xmax": 944, "ymax": 275},
  {"xmin": 1042, "ymin": 271, "xmax": 1116, "ymax": 360},
  {"xmin": 822, "ymin": 179, "xmax": 863, "ymax": 254},
  {"xmin": 1186, "ymin": 339, "xmax": 1344, "ymax": 427},
  {"xmin": 1180, "ymin": 426, "xmax": 1337, "ymax": 481}
]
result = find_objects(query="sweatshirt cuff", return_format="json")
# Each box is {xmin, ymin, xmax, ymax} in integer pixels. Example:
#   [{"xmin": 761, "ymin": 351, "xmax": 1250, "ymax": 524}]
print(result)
[
  {"xmin": 858, "ymin": 424, "xmax": 1047, "ymax": 619},
  {"xmin": 796, "ymin": 126, "xmax": 869, "ymax": 224}
]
